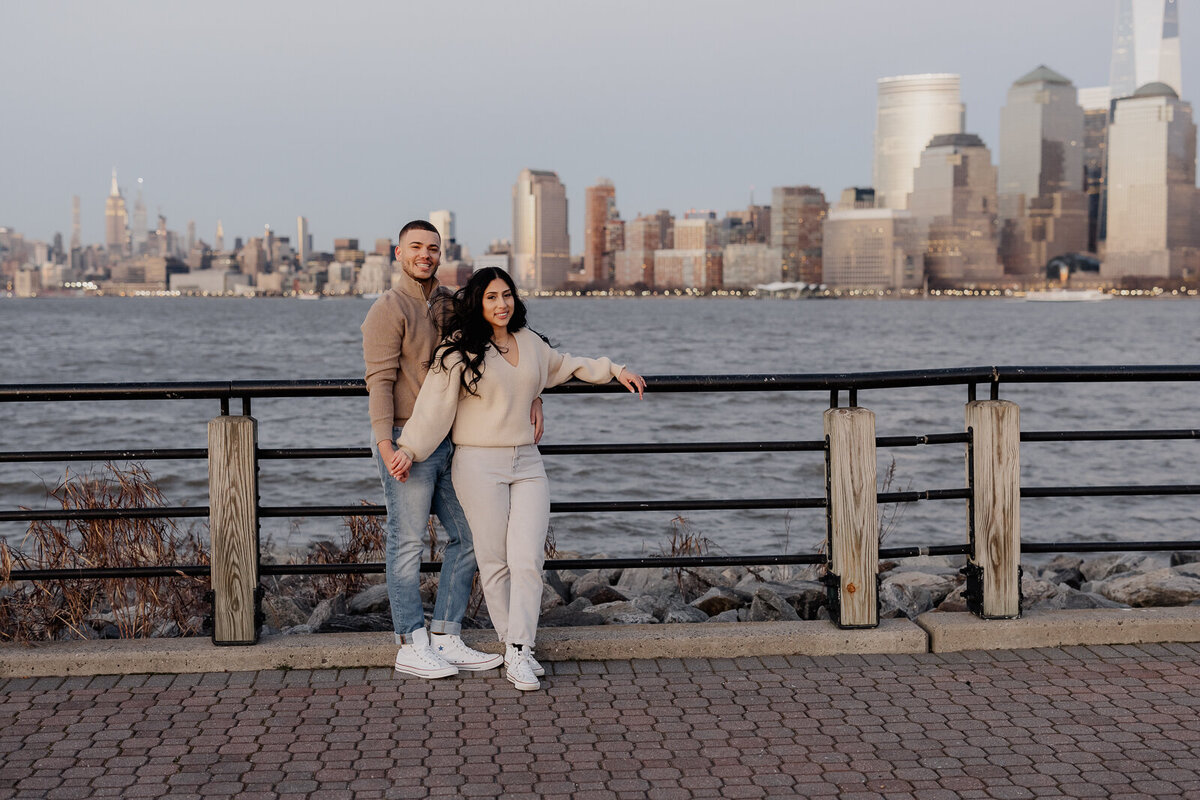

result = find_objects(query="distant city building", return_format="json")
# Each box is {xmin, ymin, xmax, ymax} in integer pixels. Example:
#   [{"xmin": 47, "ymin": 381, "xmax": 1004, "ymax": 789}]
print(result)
[
  {"xmin": 70, "ymin": 195, "xmax": 81, "ymax": 251},
  {"xmin": 1103, "ymin": 82, "xmax": 1200, "ymax": 280},
  {"xmin": 720, "ymin": 205, "xmax": 771, "ymax": 245},
  {"xmin": 104, "ymin": 168, "xmax": 129, "ymax": 256},
  {"xmin": 655, "ymin": 216, "xmax": 721, "ymax": 290},
  {"xmin": 722, "ymin": 244, "xmax": 783, "ymax": 288},
  {"xmin": 584, "ymin": 179, "xmax": 619, "ymax": 285},
  {"xmin": 908, "ymin": 133, "xmax": 1002, "ymax": 284},
  {"xmin": 297, "ymin": 216, "xmax": 310, "ymax": 265},
  {"xmin": 873, "ymin": 74, "xmax": 965, "ymax": 210},
  {"xmin": 770, "ymin": 186, "xmax": 827, "ymax": 283},
  {"xmin": 131, "ymin": 183, "xmax": 148, "ymax": 255},
  {"xmin": 186, "ymin": 220, "xmax": 196, "ymax": 252},
  {"xmin": 838, "ymin": 188, "xmax": 876, "ymax": 209},
  {"xmin": 1078, "ymin": 86, "xmax": 1113, "ymax": 251},
  {"xmin": 215, "ymin": 220, "xmax": 225, "ymax": 252},
  {"xmin": 239, "ymin": 238, "xmax": 266, "ymax": 278},
  {"xmin": 822, "ymin": 207, "xmax": 923, "ymax": 289},
  {"xmin": 512, "ymin": 168, "xmax": 569, "ymax": 291},
  {"xmin": 997, "ymin": 66, "xmax": 1089, "ymax": 276},
  {"xmin": 333, "ymin": 238, "xmax": 366, "ymax": 267},
  {"xmin": 359, "ymin": 253, "xmax": 393, "ymax": 295},
  {"xmin": 1112, "ymin": 0, "xmax": 1183, "ymax": 98},
  {"xmin": 614, "ymin": 212, "xmax": 672, "ymax": 288},
  {"xmin": 429, "ymin": 210, "xmax": 455, "ymax": 248},
  {"xmin": 373, "ymin": 238, "xmax": 393, "ymax": 258}
]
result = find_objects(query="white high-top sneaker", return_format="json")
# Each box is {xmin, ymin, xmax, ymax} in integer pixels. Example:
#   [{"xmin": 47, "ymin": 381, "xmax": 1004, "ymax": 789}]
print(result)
[
  {"xmin": 430, "ymin": 633, "xmax": 503, "ymax": 672},
  {"xmin": 504, "ymin": 643, "xmax": 540, "ymax": 691},
  {"xmin": 393, "ymin": 628, "xmax": 458, "ymax": 679},
  {"xmin": 505, "ymin": 644, "xmax": 545, "ymax": 677}
]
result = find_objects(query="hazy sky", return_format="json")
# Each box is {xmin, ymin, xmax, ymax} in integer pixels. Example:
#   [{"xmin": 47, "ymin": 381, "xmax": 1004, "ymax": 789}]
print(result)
[{"xmin": 2, "ymin": 1, "xmax": 1191, "ymax": 256}]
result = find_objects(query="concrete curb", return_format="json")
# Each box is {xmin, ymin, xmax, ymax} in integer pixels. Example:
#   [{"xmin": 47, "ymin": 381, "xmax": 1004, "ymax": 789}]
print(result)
[
  {"xmin": 917, "ymin": 606, "xmax": 1200, "ymax": 652},
  {"xmin": 0, "ymin": 618, "xmax": 927, "ymax": 678}
]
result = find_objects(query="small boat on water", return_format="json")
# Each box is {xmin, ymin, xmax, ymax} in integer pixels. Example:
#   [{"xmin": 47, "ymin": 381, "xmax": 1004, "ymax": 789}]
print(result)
[{"xmin": 1024, "ymin": 289, "xmax": 1112, "ymax": 302}]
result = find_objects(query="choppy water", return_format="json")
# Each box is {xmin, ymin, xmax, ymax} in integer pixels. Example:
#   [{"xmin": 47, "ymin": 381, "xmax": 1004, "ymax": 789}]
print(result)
[{"xmin": 2, "ymin": 295, "xmax": 1198, "ymax": 559}]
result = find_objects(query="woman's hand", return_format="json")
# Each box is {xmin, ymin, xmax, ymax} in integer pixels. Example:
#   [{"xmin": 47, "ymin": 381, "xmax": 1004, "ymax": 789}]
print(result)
[
  {"xmin": 617, "ymin": 367, "xmax": 646, "ymax": 399},
  {"xmin": 530, "ymin": 397, "xmax": 545, "ymax": 444},
  {"xmin": 384, "ymin": 441, "xmax": 413, "ymax": 482}
]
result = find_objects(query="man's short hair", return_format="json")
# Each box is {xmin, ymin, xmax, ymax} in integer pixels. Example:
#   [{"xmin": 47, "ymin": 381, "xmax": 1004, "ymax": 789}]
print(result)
[{"xmin": 398, "ymin": 219, "xmax": 440, "ymax": 244}]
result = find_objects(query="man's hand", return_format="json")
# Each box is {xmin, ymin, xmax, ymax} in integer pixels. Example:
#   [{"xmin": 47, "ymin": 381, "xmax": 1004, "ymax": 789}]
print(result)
[{"xmin": 530, "ymin": 397, "xmax": 544, "ymax": 444}]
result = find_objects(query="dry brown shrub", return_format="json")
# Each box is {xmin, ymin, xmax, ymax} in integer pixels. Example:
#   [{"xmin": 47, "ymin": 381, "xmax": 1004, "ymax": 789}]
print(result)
[{"xmin": 0, "ymin": 463, "xmax": 210, "ymax": 642}]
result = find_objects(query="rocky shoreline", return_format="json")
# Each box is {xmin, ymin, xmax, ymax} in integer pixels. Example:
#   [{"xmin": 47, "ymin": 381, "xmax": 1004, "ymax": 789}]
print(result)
[{"xmin": 262, "ymin": 550, "xmax": 1200, "ymax": 637}]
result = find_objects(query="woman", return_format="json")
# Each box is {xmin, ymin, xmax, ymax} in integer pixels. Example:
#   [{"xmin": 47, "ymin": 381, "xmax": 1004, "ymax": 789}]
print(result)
[{"xmin": 390, "ymin": 267, "xmax": 645, "ymax": 691}]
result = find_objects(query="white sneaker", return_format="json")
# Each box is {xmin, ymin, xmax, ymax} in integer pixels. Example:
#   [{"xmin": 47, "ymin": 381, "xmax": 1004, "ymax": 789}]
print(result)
[
  {"xmin": 504, "ymin": 643, "xmax": 540, "ymax": 691},
  {"xmin": 430, "ymin": 633, "xmax": 503, "ymax": 672},
  {"xmin": 505, "ymin": 645, "xmax": 545, "ymax": 677},
  {"xmin": 394, "ymin": 628, "xmax": 458, "ymax": 679}
]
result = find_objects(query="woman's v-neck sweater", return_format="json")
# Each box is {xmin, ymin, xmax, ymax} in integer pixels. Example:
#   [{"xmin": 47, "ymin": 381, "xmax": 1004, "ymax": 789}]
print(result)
[{"xmin": 397, "ymin": 327, "xmax": 624, "ymax": 462}]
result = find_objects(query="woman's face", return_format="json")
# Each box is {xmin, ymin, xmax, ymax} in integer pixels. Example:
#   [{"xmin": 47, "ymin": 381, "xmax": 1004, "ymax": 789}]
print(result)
[{"xmin": 481, "ymin": 277, "xmax": 515, "ymax": 333}]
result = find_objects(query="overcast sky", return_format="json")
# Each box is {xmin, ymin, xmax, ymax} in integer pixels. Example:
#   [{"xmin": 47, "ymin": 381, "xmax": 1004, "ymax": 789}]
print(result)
[{"xmin": 2, "ymin": 1, "xmax": 1191, "ymax": 256}]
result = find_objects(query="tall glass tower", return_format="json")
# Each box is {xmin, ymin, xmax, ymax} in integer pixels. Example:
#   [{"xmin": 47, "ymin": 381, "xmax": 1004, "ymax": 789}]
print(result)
[
  {"xmin": 512, "ymin": 169, "xmax": 569, "ymax": 292},
  {"xmin": 873, "ymin": 74, "xmax": 965, "ymax": 211}
]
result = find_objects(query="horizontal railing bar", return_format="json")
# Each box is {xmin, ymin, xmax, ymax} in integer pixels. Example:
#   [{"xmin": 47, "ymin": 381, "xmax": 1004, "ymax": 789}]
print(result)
[
  {"xmin": 539, "ymin": 441, "xmax": 825, "ymax": 455},
  {"xmin": 879, "ymin": 488, "xmax": 972, "ymax": 503},
  {"xmin": 4, "ymin": 565, "xmax": 211, "ymax": 580},
  {"xmin": 258, "ymin": 498, "xmax": 830, "ymax": 517},
  {"xmin": 258, "ymin": 447, "xmax": 370, "ymax": 459},
  {"xmin": 5, "ymin": 366, "xmax": 1200, "ymax": 403},
  {"xmin": 1022, "ymin": 540, "xmax": 1200, "ymax": 553},
  {"xmin": 879, "ymin": 544, "xmax": 972, "ymax": 558},
  {"xmin": 0, "ymin": 507, "xmax": 209, "ymax": 522},
  {"xmin": 0, "ymin": 448, "xmax": 208, "ymax": 464},
  {"xmin": 876, "ymin": 433, "xmax": 971, "ymax": 447},
  {"xmin": 1022, "ymin": 429, "xmax": 1200, "ymax": 442},
  {"xmin": 1022, "ymin": 485, "xmax": 1200, "ymax": 498}
]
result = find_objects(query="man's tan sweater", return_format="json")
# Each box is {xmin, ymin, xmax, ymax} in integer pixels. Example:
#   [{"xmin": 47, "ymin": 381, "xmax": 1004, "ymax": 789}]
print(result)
[{"xmin": 361, "ymin": 271, "xmax": 453, "ymax": 446}]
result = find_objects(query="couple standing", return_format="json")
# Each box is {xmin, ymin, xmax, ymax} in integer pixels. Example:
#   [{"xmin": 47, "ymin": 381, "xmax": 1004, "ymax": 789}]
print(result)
[{"xmin": 361, "ymin": 220, "xmax": 645, "ymax": 691}]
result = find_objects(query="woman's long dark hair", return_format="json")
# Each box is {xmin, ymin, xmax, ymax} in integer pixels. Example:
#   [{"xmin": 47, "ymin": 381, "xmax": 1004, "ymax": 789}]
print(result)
[{"xmin": 433, "ymin": 267, "xmax": 547, "ymax": 396}]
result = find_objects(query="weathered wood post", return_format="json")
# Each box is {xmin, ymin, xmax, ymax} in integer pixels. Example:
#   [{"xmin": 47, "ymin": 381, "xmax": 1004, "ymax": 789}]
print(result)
[
  {"xmin": 824, "ymin": 406, "xmax": 879, "ymax": 628},
  {"xmin": 208, "ymin": 415, "xmax": 260, "ymax": 644},
  {"xmin": 964, "ymin": 399, "xmax": 1021, "ymax": 618}
]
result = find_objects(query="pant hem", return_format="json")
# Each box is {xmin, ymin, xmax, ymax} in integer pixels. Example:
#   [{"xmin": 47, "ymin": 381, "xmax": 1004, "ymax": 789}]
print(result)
[{"xmin": 430, "ymin": 621, "xmax": 462, "ymax": 636}]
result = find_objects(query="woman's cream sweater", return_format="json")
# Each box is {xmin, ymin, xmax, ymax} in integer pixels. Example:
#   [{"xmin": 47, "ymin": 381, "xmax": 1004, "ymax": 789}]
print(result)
[{"xmin": 397, "ymin": 327, "xmax": 624, "ymax": 462}]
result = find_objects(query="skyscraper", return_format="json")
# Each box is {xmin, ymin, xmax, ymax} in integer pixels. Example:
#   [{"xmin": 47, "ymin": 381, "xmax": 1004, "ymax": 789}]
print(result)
[
  {"xmin": 908, "ymin": 133, "xmax": 1001, "ymax": 284},
  {"xmin": 1112, "ymin": 0, "xmax": 1183, "ymax": 98},
  {"xmin": 104, "ymin": 168, "xmax": 128, "ymax": 256},
  {"xmin": 187, "ymin": 220, "xmax": 196, "ymax": 252},
  {"xmin": 770, "ymin": 186, "xmax": 827, "ymax": 283},
  {"xmin": 1103, "ymin": 82, "xmax": 1199, "ymax": 280},
  {"xmin": 131, "ymin": 180, "xmax": 148, "ymax": 255},
  {"xmin": 429, "ymin": 210, "xmax": 455, "ymax": 249},
  {"xmin": 512, "ymin": 168, "xmax": 569, "ymax": 291},
  {"xmin": 70, "ymin": 195, "xmax": 81, "ymax": 251},
  {"xmin": 873, "ymin": 74, "xmax": 965, "ymax": 210},
  {"xmin": 997, "ymin": 66, "xmax": 1088, "ymax": 275},
  {"xmin": 1078, "ymin": 87, "xmax": 1113, "ymax": 251},
  {"xmin": 216, "ymin": 220, "xmax": 225, "ymax": 252},
  {"xmin": 584, "ymin": 179, "xmax": 618, "ymax": 285},
  {"xmin": 297, "ymin": 217, "xmax": 309, "ymax": 265}
]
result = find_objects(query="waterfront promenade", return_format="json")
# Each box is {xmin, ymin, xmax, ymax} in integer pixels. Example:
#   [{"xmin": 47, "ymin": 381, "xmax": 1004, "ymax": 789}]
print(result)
[{"xmin": 3, "ymin": 642, "xmax": 1199, "ymax": 800}]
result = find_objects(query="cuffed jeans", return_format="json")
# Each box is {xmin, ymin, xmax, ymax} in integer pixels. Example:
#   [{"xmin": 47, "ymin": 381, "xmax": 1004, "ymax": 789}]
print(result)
[
  {"xmin": 451, "ymin": 444, "xmax": 550, "ymax": 647},
  {"xmin": 373, "ymin": 429, "xmax": 476, "ymax": 644}
]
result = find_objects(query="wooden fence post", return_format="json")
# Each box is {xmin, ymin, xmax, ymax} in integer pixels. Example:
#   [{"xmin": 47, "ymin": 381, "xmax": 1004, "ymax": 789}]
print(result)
[
  {"xmin": 208, "ymin": 415, "xmax": 260, "ymax": 644},
  {"xmin": 964, "ymin": 400, "xmax": 1021, "ymax": 619},
  {"xmin": 824, "ymin": 406, "xmax": 878, "ymax": 628}
]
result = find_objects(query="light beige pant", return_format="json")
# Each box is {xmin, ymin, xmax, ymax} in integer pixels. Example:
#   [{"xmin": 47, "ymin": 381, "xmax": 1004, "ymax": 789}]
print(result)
[{"xmin": 451, "ymin": 444, "xmax": 549, "ymax": 647}]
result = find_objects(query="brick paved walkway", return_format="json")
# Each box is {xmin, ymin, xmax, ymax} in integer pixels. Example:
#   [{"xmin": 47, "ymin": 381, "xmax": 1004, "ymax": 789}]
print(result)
[{"xmin": 2, "ymin": 643, "xmax": 1199, "ymax": 800}]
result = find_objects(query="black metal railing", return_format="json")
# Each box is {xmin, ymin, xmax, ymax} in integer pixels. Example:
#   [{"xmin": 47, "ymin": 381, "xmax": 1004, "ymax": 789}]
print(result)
[{"xmin": 3, "ymin": 365, "xmax": 1200, "ymax": 587}]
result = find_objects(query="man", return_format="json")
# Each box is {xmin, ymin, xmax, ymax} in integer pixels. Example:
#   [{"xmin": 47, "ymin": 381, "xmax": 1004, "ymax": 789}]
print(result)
[{"xmin": 362, "ymin": 219, "xmax": 542, "ymax": 678}]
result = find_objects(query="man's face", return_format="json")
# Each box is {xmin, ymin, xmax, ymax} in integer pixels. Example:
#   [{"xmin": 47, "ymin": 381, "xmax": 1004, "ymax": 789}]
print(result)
[{"xmin": 396, "ymin": 229, "xmax": 441, "ymax": 282}]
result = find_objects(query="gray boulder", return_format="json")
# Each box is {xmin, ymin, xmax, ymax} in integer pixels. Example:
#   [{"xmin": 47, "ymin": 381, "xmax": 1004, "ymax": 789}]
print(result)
[
  {"xmin": 347, "ymin": 583, "xmax": 390, "ymax": 615},
  {"xmin": 748, "ymin": 587, "xmax": 801, "ymax": 622},
  {"xmin": 262, "ymin": 594, "xmax": 309, "ymax": 630},
  {"xmin": 305, "ymin": 594, "xmax": 347, "ymax": 630},
  {"xmin": 879, "ymin": 571, "xmax": 960, "ymax": 618},
  {"xmin": 616, "ymin": 568, "xmax": 677, "ymax": 597},
  {"xmin": 1039, "ymin": 556, "xmax": 1085, "ymax": 589},
  {"xmin": 935, "ymin": 584, "xmax": 969, "ymax": 612},
  {"xmin": 576, "ymin": 583, "xmax": 628, "ymax": 605},
  {"xmin": 1171, "ymin": 551, "xmax": 1200, "ymax": 567},
  {"xmin": 589, "ymin": 600, "xmax": 658, "ymax": 625},
  {"xmin": 689, "ymin": 586, "xmax": 749, "ymax": 616},
  {"xmin": 540, "ymin": 598, "xmax": 604, "ymax": 628},
  {"xmin": 1030, "ymin": 587, "xmax": 1129, "ymax": 611},
  {"xmin": 663, "ymin": 604, "xmax": 710, "ymax": 624},
  {"xmin": 1092, "ymin": 567, "xmax": 1200, "ymax": 607},
  {"xmin": 543, "ymin": 570, "xmax": 572, "ymax": 604},
  {"xmin": 317, "ymin": 613, "xmax": 392, "ymax": 633},
  {"xmin": 709, "ymin": 609, "xmax": 739, "ymax": 623},
  {"xmin": 540, "ymin": 582, "xmax": 565, "ymax": 613}
]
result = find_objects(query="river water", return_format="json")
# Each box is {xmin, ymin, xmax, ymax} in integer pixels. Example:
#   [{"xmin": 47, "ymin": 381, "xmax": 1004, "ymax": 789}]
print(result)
[{"xmin": 1, "ymin": 295, "xmax": 1198, "ymax": 559}]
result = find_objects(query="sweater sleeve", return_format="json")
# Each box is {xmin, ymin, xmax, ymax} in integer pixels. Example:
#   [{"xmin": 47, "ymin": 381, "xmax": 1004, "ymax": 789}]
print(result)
[
  {"xmin": 396, "ymin": 355, "xmax": 463, "ymax": 462},
  {"xmin": 543, "ymin": 339, "xmax": 625, "ymax": 389},
  {"xmin": 361, "ymin": 299, "xmax": 404, "ymax": 446}
]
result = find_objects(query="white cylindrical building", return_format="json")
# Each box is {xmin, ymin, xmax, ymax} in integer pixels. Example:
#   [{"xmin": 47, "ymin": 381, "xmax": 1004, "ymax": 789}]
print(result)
[{"xmin": 873, "ymin": 74, "xmax": 965, "ymax": 210}]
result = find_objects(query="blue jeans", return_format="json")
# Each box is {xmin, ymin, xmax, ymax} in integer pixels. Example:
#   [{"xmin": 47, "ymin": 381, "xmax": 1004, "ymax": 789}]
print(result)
[{"xmin": 373, "ymin": 429, "xmax": 476, "ymax": 644}]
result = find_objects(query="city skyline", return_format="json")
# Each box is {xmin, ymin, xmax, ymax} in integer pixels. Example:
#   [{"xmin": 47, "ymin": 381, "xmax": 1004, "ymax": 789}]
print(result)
[{"xmin": 3, "ymin": 1, "xmax": 1186, "ymax": 256}]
